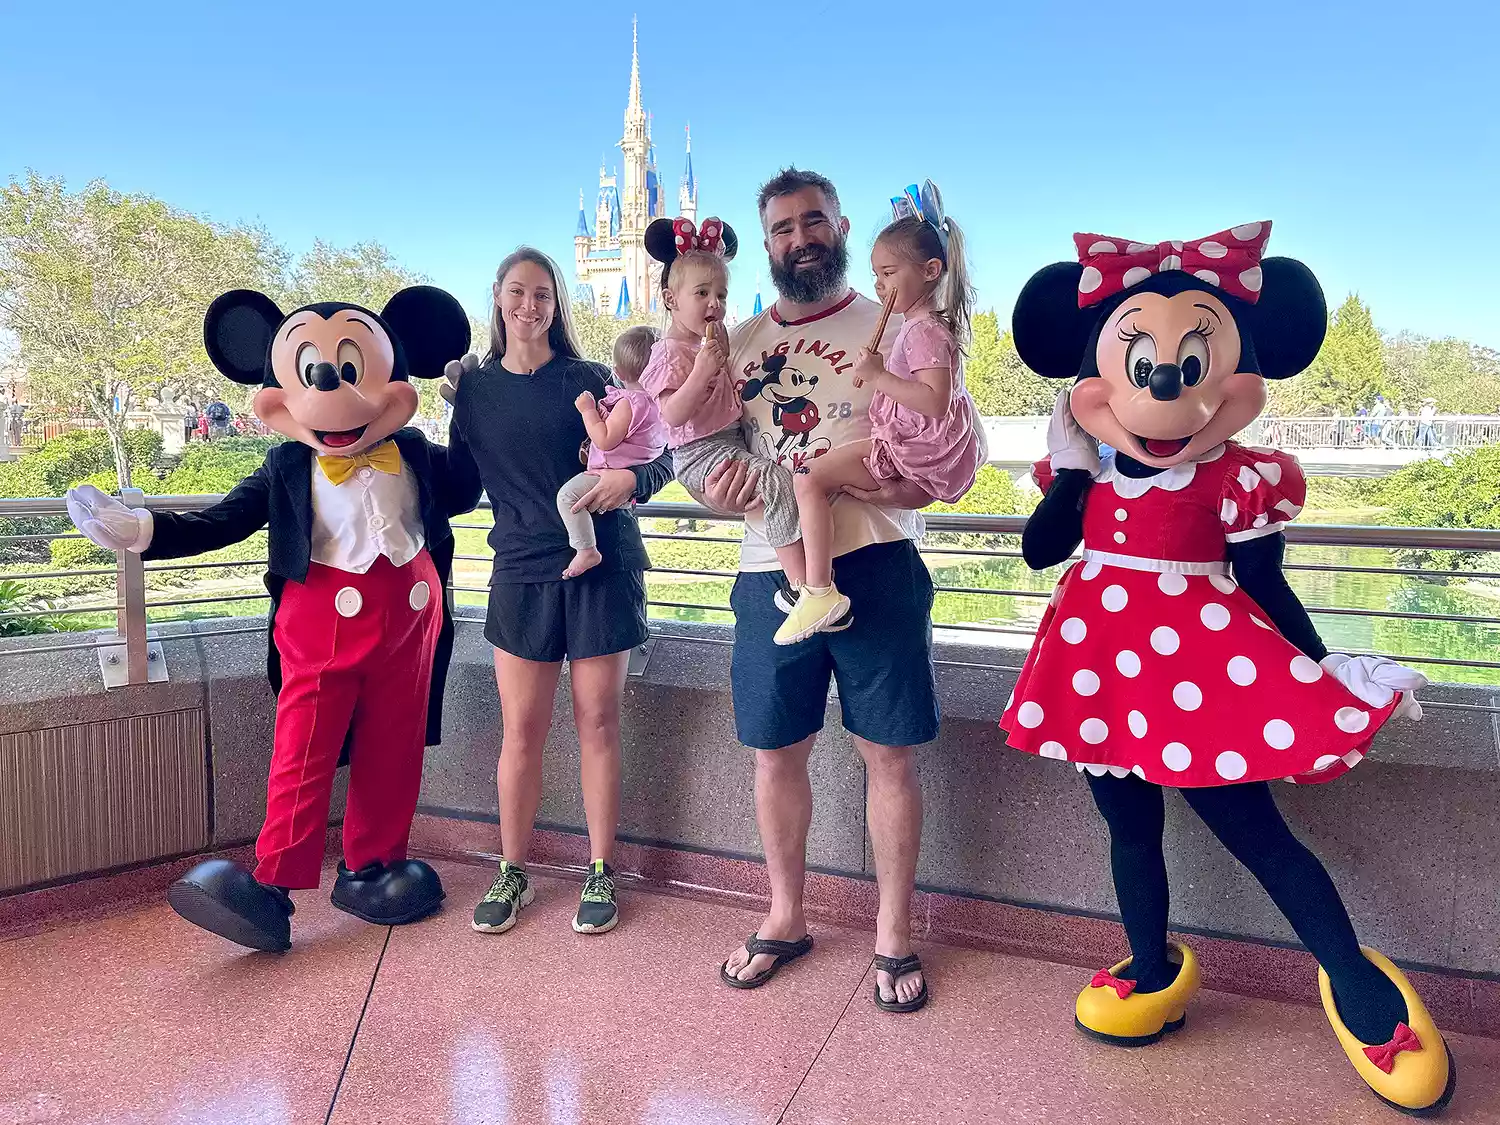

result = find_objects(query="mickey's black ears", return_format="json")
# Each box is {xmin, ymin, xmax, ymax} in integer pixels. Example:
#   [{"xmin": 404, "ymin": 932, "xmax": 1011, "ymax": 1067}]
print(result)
[
  {"xmin": 204, "ymin": 290, "xmax": 284, "ymax": 386},
  {"xmin": 1238, "ymin": 257, "xmax": 1326, "ymax": 380},
  {"xmin": 762, "ymin": 354, "xmax": 787, "ymax": 377},
  {"xmin": 1011, "ymin": 262, "xmax": 1101, "ymax": 380},
  {"xmin": 381, "ymin": 286, "xmax": 472, "ymax": 380},
  {"xmin": 645, "ymin": 218, "xmax": 678, "ymax": 266},
  {"xmin": 720, "ymin": 224, "xmax": 740, "ymax": 263}
]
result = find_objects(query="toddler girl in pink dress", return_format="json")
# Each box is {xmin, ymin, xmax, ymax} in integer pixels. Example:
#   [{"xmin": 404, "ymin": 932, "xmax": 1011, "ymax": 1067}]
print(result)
[{"xmin": 779, "ymin": 181, "xmax": 984, "ymax": 645}]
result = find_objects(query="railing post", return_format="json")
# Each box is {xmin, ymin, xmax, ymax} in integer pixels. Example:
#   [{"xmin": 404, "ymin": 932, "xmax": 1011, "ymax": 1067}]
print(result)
[{"xmin": 115, "ymin": 486, "xmax": 149, "ymax": 685}]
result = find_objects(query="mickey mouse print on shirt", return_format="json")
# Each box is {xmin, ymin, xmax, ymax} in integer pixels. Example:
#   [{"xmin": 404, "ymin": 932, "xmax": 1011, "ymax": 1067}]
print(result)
[{"xmin": 732, "ymin": 291, "xmax": 901, "ymax": 474}]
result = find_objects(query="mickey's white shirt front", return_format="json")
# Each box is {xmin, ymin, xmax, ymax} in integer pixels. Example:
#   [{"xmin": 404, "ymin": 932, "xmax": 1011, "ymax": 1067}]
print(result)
[{"xmin": 309, "ymin": 455, "xmax": 425, "ymax": 573}]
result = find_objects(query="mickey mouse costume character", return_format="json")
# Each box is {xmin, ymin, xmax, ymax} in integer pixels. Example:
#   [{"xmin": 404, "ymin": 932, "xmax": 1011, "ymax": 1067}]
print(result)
[
  {"xmin": 1002, "ymin": 224, "xmax": 1455, "ymax": 1114},
  {"xmin": 66, "ymin": 286, "xmax": 481, "ymax": 954}
]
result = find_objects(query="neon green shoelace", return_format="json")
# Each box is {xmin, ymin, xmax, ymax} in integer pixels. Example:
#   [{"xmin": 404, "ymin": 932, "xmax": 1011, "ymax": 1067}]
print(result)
[
  {"xmin": 580, "ymin": 871, "xmax": 615, "ymax": 904},
  {"xmin": 482, "ymin": 868, "xmax": 525, "ymax": 906}
]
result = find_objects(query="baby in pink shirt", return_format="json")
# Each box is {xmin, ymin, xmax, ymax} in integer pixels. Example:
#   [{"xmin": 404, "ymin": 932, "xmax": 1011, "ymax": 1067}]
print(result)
[{"xmin": 557, "ymin": 325, "xmax": 668, "ymax": 577}]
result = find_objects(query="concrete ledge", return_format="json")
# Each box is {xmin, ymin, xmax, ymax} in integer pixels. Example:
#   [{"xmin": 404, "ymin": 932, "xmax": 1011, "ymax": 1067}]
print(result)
[{"xmin": 2, "ymin": 617, "xmax": 1499, "ymax": 977}]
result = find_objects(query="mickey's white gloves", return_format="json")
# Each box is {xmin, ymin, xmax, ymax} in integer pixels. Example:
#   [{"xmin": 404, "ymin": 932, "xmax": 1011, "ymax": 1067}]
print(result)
[
  {"xmin": 65, "ymin": 484, "xmax": 153, "ymax": 553},
  {"xmin": 440, "ymin": 353, "xmax": 479, "ymax": 406}
]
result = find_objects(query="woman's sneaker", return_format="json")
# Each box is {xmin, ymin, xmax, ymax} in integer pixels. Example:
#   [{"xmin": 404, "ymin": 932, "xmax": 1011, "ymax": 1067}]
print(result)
[
  {"xmin": 572, "ymin": 860, "xmax": 619, "ymax": 934},
  {"xmin": 472, "ymin": 860, "xmax": 533, "ymax": 933}
]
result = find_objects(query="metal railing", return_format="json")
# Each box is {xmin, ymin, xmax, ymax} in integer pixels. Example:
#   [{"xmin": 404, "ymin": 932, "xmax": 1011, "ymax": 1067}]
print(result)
[
  {"xmin": 3, "ymin": 494, "xmax": 1500, "ymax": 706},
  {"xmin": 1244, "ymin": 414, "xmax": 1500, "ymax": 452}
]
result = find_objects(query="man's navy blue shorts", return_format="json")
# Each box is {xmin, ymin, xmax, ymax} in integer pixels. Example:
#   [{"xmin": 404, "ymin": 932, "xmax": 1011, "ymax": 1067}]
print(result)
[{"xmin": 729, "ymin": 539, "xmax": 940, "ymax": 751}]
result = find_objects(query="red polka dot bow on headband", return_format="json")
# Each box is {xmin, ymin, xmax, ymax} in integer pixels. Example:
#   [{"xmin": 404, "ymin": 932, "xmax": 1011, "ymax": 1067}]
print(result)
[
  {"xmin": 672, "ymin": 217, "xmax": 726, "ymax": 256},
  {"xmin": 1073, "ymin": 221, "xmax": 1273, "ymax": 307}
]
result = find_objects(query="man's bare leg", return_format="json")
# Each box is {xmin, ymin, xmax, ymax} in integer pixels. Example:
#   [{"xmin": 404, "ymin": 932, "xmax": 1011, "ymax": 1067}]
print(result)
[
  {"xmin": 722, "ymin": 736, "xmax": 814, "ymax": 981},
  {"xmin": 856, "ymin": 736, "xmax": 924, "ymax": 1004}
]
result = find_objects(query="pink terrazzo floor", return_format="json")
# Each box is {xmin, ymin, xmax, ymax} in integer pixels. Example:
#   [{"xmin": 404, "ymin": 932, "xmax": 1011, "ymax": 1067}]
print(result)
[{"xmin": 3, "ymin": 858, "xmax": 1498, "ymax": 1125}]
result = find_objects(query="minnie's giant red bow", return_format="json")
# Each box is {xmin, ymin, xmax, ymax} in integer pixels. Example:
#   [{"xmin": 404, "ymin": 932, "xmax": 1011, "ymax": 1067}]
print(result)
[
  {"xmin": 672, "ymin": 217, "xmax": 726, "ymax": 256},
  {"xmin": 1073, "ymin": 222, "xmax": 1273, "ymax": 308},
  {"xmin": 1090, "ymin": 970, "xmax": 1137, "ymax": 999},
  {"xmin": 1363, "ymin": 1021, "xmax": 1422, "ymax": 1074}
]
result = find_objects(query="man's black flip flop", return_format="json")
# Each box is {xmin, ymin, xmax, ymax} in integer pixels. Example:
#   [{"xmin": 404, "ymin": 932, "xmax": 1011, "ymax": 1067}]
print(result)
[
  {"xmin": 873, "ymin": 953, "xmax": 929, "ymax": 1013},
  {"xmin": 720, "ymin": 934, "xmax": 814, "ymax": 989}
]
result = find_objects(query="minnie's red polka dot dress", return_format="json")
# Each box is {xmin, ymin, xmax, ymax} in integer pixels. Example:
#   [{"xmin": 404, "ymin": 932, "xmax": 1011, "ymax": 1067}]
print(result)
[{"xmin": 999, "ymin": 443, "xmax": 1399, "ymax": 787}]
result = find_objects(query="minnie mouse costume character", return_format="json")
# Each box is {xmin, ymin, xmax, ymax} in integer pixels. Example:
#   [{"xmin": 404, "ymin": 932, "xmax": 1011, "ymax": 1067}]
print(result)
[
  {"xmin": 1002, "ymin": 224, "xmax": 1455, "ymax": 1114},
  {"xmin": 65, "ymin": 286, "xmax": 480, "ymax": 954}
]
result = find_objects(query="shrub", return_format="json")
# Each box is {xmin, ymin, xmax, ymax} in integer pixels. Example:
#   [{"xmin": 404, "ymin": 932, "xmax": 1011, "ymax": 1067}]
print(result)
[
  {"xmin": 157, "ymin": 437, "xmax": 280, "ymax": 496},
  {"xmin": 0, "ymin": 578, "xmax": 60, "ymax": 636},
  {"xmin": 49, "ymin": 535, "xmax": 112, "ymax": 570},
  {"xmin": 1376, "ymin": 445, "xmax": 1500, "ymax": 572},
  {"xmin": 924, "ymin": 465, "xmax": 1037, "ymax": 549}
]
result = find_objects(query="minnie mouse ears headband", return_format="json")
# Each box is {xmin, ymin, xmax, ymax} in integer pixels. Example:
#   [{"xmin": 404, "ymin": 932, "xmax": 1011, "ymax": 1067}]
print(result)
[
  {"xmin": 890, "ymin": 179, "xmax": 949, "ymax": 259},
  {"xmin": 645, "ymin": 216, "xmax": 739, "ymax": 270}
]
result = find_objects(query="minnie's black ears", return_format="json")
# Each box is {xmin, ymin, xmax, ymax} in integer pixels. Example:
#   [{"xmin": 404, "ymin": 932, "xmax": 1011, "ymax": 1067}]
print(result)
[
  {"xmin": 1011, "ymin": 263, "xmax": 1100, "ymax": 380},
  {"xmin": 1237, "ymin": 257, "xmax": 1327, "ymax": 380},
  {"xmin": 204, "ymin": 290, "xmax": 285, "ymax": 386},
  {"xmin": 381, "ymin": 286, "xmax": 472, "ymax": 380}
]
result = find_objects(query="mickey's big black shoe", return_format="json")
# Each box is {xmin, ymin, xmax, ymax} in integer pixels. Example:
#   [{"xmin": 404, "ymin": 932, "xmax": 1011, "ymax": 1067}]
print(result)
[
  {"xmin": 166, "ymin": 859, "xmax": 294, "ymax": 953},
  {"xmin": 330, "ymin": 859, "xmax": 445, "ymax": 926}
]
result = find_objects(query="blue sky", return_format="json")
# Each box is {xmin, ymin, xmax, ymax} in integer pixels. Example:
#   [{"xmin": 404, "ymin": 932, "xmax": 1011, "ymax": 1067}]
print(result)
[{"xmin": 3, "ymin": 1, "xmax": 1497, "ymax": 346}]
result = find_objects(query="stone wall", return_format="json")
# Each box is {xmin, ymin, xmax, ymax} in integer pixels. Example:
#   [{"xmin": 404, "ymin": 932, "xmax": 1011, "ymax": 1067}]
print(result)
[{"xmin": 2, "ymin": 618, "xmax": 1497, "ymax": 975}]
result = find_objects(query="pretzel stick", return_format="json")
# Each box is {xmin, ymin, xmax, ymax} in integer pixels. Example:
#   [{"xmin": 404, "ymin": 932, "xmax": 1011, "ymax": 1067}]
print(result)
[{"xmin": 869, "ymin": 287, "xmax": 898, "ymax": 350}]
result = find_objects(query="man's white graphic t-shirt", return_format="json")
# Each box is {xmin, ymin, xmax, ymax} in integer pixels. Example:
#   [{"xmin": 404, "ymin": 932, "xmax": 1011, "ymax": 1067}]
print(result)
[{"xmin": 728, "ymin": 290, "xmax": 923, "ymax": 572}]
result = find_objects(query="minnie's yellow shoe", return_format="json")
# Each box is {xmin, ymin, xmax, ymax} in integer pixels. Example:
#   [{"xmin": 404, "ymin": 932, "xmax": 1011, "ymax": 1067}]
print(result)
[
  {"xmin": 1319, "ymin": 947, "xmax": 1456, "ymax": 1116},
  {"xmin": 1074, "ymin": 943, "xmax": 1200, "ymax": 1046}
]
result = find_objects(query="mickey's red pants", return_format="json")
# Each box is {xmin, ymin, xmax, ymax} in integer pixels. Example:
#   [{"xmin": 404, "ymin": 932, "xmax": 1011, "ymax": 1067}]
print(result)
[{"xmin": 254, "ymin": 551, "xmax": 442, "ymax": 889}]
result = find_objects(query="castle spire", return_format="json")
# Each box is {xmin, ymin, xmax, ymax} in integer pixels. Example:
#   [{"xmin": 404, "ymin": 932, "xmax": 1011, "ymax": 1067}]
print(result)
[
  {"xmin": 628, "ymin": 15, "xmax": 642, "ymax": 115},
  {"xmin": 678, "ymin": 122, "xmax": 698, "ymax": 223}
]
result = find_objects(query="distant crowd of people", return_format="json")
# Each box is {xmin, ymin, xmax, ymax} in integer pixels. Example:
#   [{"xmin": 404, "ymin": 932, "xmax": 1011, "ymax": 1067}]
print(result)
[
  {"xmin": 1351, "ymin": 395, "xmax": 1441, "ymax": 448},
  {"xmin": 1260, "ymin": 395, "xmax": 1450, "ymax": 450}
]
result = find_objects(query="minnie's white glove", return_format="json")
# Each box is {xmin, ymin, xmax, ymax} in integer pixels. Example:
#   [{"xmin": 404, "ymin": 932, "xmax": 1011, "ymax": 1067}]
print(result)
[
  {"xmin": 1320, "ymin": 653, "xmax": 1427, "ymax": 721},
  {"xmin": 1046, "ymin": 388, "xmax": 1100, "ymax": 475},
  {"xmin": 65, "ymin": 484, "xmax": 153, "ymax": 553}
]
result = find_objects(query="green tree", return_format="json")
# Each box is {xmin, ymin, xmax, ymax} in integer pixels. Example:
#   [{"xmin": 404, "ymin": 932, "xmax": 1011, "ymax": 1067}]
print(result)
[
  {"xmin": 965, "ymin": 310, "xmax": 1054, "ymax": 416},
  {"xmin": 0, "ymin": 174, "xmax": 279, "ymax": 486},
  {"xmin": 571, "ymin": 301, "xmax": 658, "ymax": 368},
  {"xmin": 285, "ymin": 239, "xmax": 424, "ymax": 310},
  {"xmin": 1376, "ymin": 445, "xmax": 1500, "ymax": 572},
  {"xmin": 1270, "ymin": 294, "xmax": 1390, "ymax": 416},
  {"xmin": 1384, "ymin": 331, "xmax": 1500, "ymax": 414}
]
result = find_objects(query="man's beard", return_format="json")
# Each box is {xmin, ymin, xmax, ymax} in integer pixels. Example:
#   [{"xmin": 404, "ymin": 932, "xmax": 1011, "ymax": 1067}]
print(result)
[{"xmin": 768, "ymin": 239, "xmax": 850, "ymax": 305}]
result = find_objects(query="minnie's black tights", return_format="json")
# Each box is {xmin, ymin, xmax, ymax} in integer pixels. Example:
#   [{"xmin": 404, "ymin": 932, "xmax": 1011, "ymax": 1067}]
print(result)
[{"xmin": 1085, "ymin": 771, "xmax": 1406, "ymax": 1045}]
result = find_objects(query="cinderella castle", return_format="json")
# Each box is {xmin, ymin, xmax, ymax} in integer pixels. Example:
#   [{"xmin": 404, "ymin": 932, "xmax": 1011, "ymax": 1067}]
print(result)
[{"xmin": 573, "ymin": 20, "xmax": 697, "ymax": 319}]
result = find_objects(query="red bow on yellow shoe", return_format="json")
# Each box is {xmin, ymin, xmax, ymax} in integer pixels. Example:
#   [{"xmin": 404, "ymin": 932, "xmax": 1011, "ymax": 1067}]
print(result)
[
  {"xmin": 1363, "ymin": 1022, "xmax": 1422, "ymax": 1074},
  {"xmin": 1090, "ymin": 970, "xmax": 1136, "ymax": 999},
  {"xmin": 1073, "ymin": 222, "xmax": 1273, "ymax": 307}
]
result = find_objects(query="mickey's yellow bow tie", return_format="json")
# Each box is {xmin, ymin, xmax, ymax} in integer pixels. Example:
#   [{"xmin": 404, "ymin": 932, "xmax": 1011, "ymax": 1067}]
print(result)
[{"xmin": 317, "ymin": 442, "xmax": 402, "ymax": 485}]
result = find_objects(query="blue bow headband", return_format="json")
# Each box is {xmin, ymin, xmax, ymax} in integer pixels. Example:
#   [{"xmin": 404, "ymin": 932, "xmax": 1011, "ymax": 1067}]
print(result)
[{"xmin": 890, "ymin": 179, "xmax": 949, "ymax": 259}]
